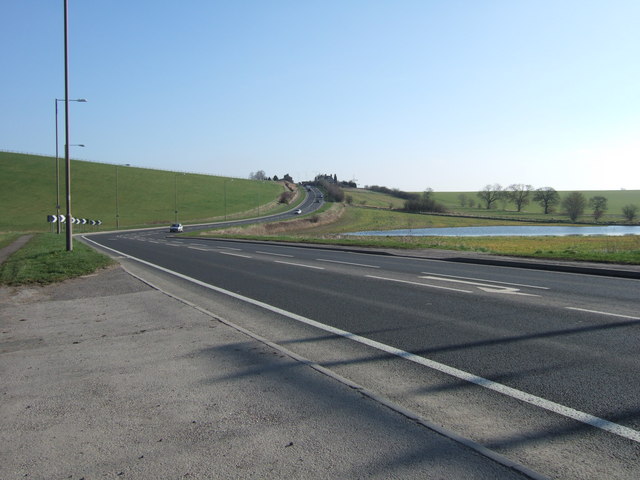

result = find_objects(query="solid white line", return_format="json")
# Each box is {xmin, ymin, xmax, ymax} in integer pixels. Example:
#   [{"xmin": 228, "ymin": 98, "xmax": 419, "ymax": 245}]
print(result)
[
  {"xmin": 366, "ymin": 275, "xmax": 472, "ymax": 293},
  {"xmin": 256, "ymin": 251, "xmax": 294, "ymax": 258},
  {"xmin": 274, "ymin": 260, "xmax": 325, "ymax": 270},
  {"xmin": 81, "ymin": 236, "xmax": 640, "ymax": 445},
  {"xmin": 421, "ymin": 272, "xmax": 549, "ymax": 290},
  {"xmin": 566, "ymin": 307, "xmax": 640, "ymax": 320},
  {"xmin": 317, "ymin": 259, "xmax": 380, "ymax": 269},
  {"xmin": 218, "ymin": 251, "xmax": 252, "ymax": 258}
]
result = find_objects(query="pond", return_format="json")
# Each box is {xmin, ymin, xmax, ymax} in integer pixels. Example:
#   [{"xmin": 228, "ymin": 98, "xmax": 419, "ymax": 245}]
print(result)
[{"xmin": 346, "ymin": 225, "xmax": 640, "ymax": 237}]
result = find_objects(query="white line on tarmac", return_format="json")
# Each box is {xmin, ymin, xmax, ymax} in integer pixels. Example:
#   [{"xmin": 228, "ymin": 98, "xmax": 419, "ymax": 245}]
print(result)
[
  {"xmin": 366, "ymin": 275, "xmax": 472, "ymax": 293},
  {"xmin": 218, "ymin": 251, "xmax": 252, "ymax": 258},
  {"xmin": 421, "ymin": 272, "xmax": 549, "ymax": 290},
  {"xmin": 274, "ymin": 260, "xmax": 325, "ymax": 270},
  {"xmin": 81, "ymin": 236, "xmax": 640, "ymax": 445},
  {"xmin": 255, "ymin": 251, "xmax": 294, "ymax": 257},
  {"xmin": 566, "ymin": 307, "xmax": 640, "ymax": 320},
  {"xmin": 419, "ymin": 276, "xmax": 539, "ymax": 297},
  {"xmin": 188, "ymin": 247, "xmax": 212, "ymax": 252},
  {"xmin": 317, "ymin": 259, "xmax": 380, "ymax": 268}
]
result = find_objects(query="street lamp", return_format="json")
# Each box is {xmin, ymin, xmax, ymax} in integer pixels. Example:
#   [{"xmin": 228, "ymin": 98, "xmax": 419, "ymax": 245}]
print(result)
[{"xmin": 55, "ymin": 98, "xmax": 86, "ymax": 234}]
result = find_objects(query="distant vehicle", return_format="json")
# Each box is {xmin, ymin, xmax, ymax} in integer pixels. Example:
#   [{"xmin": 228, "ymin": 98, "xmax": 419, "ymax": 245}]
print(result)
[
  {"xmin": 294, "ymin": 209, "xmax": 302, "ymax": 214},
  {"xmin": 169, "ymin": 223, "xmax": 183, "ymax": 233}
]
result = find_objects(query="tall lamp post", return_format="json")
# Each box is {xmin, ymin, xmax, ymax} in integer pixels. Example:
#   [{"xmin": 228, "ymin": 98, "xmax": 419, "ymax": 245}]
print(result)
[{"xmin": 55, "ymin": 98, "xmax": 86, "ymax": 234}]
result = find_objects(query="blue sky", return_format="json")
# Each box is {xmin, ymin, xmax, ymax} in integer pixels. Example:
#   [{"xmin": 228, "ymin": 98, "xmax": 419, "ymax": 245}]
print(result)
[{"xmin": 2, "ymin": 1, "xmax": 639, "ymax": 191}]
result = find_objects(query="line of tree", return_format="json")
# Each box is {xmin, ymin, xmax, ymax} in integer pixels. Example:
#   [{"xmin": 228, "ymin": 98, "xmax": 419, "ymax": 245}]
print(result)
[
  {"xmin": 403, "ymin": 188, "xmax": 448, "ymax": 213},
  {"xmin": 367, "ymin": 185, "xmax": 417, "ymax": 200},
  {"xmin": 249, "ymin": 170, "xmax": 293, "ymax": 183},
  {"xmin": 314, "ymin": 173, "xmax": 357, "ymax": 188},
  {"xmin": 476, "ymin": 184, "xmax": 638, "ymax": 222}
]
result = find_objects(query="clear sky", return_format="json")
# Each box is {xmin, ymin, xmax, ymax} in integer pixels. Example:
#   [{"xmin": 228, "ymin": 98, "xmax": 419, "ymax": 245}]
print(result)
[{"xmin": 2, "ymin": 1, "xmax": 639, "ymax": 191}]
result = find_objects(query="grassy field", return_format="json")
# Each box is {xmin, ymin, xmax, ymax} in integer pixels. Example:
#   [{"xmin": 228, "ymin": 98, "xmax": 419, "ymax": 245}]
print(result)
[
  {"xmin": 0, "ymin": 233, "xmax": 114, "ymax": 285},
  {"xmin": 0, "ymin": 151, "xmax": 294, "ymax": 231},
  {"xmin": 434, "ymin": 189, "xmax": 640, "ymax": 222},
  {"xmin": 343, "ymin": 186, "xmax": 640, "ymax": 222}
]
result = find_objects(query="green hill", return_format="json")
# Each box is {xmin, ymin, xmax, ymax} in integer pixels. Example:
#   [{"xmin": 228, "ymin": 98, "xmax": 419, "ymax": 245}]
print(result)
[{"xmin": 0, "ymin": 151, "xmax": 288, "ymax": 232}]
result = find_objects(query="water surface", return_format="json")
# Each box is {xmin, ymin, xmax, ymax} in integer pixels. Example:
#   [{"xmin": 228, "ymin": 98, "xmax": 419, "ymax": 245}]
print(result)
[{"xmin": 346, "ymin": 225, "xmax": 640, "ymax": 237}]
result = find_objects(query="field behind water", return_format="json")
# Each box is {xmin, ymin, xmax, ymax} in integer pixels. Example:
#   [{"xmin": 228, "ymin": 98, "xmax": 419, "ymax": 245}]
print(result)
[
  {"xmin": 344, "ymin": 187, "xmax": 640, "ymax": 222},
  {"xmin": 0, "ymin": 151, "xmax": 287, "ymax": 231}
]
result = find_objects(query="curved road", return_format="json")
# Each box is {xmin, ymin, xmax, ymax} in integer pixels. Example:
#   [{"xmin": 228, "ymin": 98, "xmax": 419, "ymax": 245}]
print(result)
[{"xmin": 82, "ymin": 192, "xmax": 640, "ymax": 480}]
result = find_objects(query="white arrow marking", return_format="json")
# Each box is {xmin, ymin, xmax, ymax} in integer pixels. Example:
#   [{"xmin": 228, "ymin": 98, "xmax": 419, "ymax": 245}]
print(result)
[{"xmin": 420, "ymin": 276, "xmax": 540, "ymax": 297}]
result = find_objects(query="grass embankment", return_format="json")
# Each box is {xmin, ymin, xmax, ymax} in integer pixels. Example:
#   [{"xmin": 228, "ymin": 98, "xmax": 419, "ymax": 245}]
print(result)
[
  {"xmin": 0, "ymin": 151, "xmax": 292, "ymax": 231},
  {"xmin": 0, "ymin": 234, "xmax": 114, "ymax": 285}
]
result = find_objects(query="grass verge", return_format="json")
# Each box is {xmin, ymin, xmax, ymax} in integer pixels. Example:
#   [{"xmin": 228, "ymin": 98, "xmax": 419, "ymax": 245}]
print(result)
[
  {"xmin": 0, "ymin": 232, "xmax": 23, "ymax": 250},
  {"xmin": 0, "ymin": 233, "xmax": 114, "ymax": 285}
]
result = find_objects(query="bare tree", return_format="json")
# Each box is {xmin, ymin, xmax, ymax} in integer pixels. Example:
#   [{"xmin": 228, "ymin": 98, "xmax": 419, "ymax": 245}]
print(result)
[
  {"xmin": 562, "ymin": 192, "xmax": 586, "ymax": 222},
  {"xmin": 249, "ymin": 170, "xmax": 267, "ymax": 180},
  {"xmin": 458, "ymin": 193, "xmax": 468, "ymax": 207},
  {"xmin": 622, "ymin": 204, "xmax": 638, "ymax": 222},
  {"xmin": 533, "ymin": 187, "xmax": 560, "ymax": 214},
  {"xmin": 507, "ymin": 184, "xmax": 533, "ymax": 212},
  {"xmin": 477, "ymin": 184, "xmax": 503, "ymax": 210},
  {"xmin": 588, "ymin": 196, "xmax": 608, "ymax": 222}
]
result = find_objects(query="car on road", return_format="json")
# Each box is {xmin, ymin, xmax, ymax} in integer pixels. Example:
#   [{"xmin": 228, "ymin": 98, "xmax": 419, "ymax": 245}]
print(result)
[
  {"xmin": 169, "ymin": 223, "xmax": 183, "ymax": 233},
  {"xmin": 294, "ymin": 209, "xmax": 302, "ymax": 214}
]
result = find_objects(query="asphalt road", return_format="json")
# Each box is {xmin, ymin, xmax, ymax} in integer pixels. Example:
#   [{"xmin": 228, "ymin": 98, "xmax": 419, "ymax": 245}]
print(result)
[{"xmin": 83, "ymin": 212, "xmax": 640, "ymax": 479}]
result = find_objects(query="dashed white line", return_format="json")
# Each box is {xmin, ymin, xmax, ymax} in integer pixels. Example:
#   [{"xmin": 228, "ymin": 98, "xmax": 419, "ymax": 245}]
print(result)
[
  {"xmin": 566, "ymin": 307, "xmax": 640, "ymax": 320},
  {"xmin": 188, "ymin": 247, "xmax": 212, "ymax": 252},
  {"xmin": 275, "ymin": 261, "xmax": 325, "ymax": 270},
  {"xmin": 317, "ymin": 259, "xmax": 380, "ymax": 269},
  {"xmin": 366, "ymin": 275, "xmax": 472, "ymax": 293},
  {"xmin": 256, "ymin": 251, "xmax": 294, "ymax": 258},
  {"xmin": 218, "ymin": 251, "xmax": 252, "ymax": 258},
  {"xmin": 421, "ymin": 272, "xmax": 549, "ymax": 290}
]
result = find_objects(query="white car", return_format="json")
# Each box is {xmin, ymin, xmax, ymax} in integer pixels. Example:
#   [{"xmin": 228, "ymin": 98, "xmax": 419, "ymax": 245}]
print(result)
[
  {"xmin": 294, "ymin": 209, "xmax": 302, "ymax": 214},
  {"xmin": 169, "ymin": 223, "xmax": 183, "ymax": 233}
]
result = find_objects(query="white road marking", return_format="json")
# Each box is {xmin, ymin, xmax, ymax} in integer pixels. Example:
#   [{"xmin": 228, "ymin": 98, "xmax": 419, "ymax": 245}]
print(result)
[
  {"xmin": 274, "ymin": 260, "xmax": 325, "ymax": 270},
  {"xmin": 218, "ymin": 251, "xmax": 252, "ymax": 258},
  {"xmin": 317, "ymin": 259, "xmax": 380, "ymax": 268},
  {"xmin": 366, "ymin": 275, "xmax": 472, "ymax": 293},
  {"xmin": 81, "ymin": 236, "xmax": 640, "ymax": 445},
  {"xmin": 566, "ymin": 307, "xmax": 640, "ymax": 320},
  {"xmin": 420, "ymin": 276, "xmax": 539, "ymax": 297},
  {"xmin": 421, "ymin": 272, "xmax": 549, "ymax": 290},
  {"xmin": 218, "ymin": 246, "xmax": 242, "ymax": 251},
  {"xmin": 188, "ymin": 247, "xmax": 212, "ymax": 252},
  {"xmin": 256, "ymin": 251, "xmax": 294, "ymax": 258}
]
